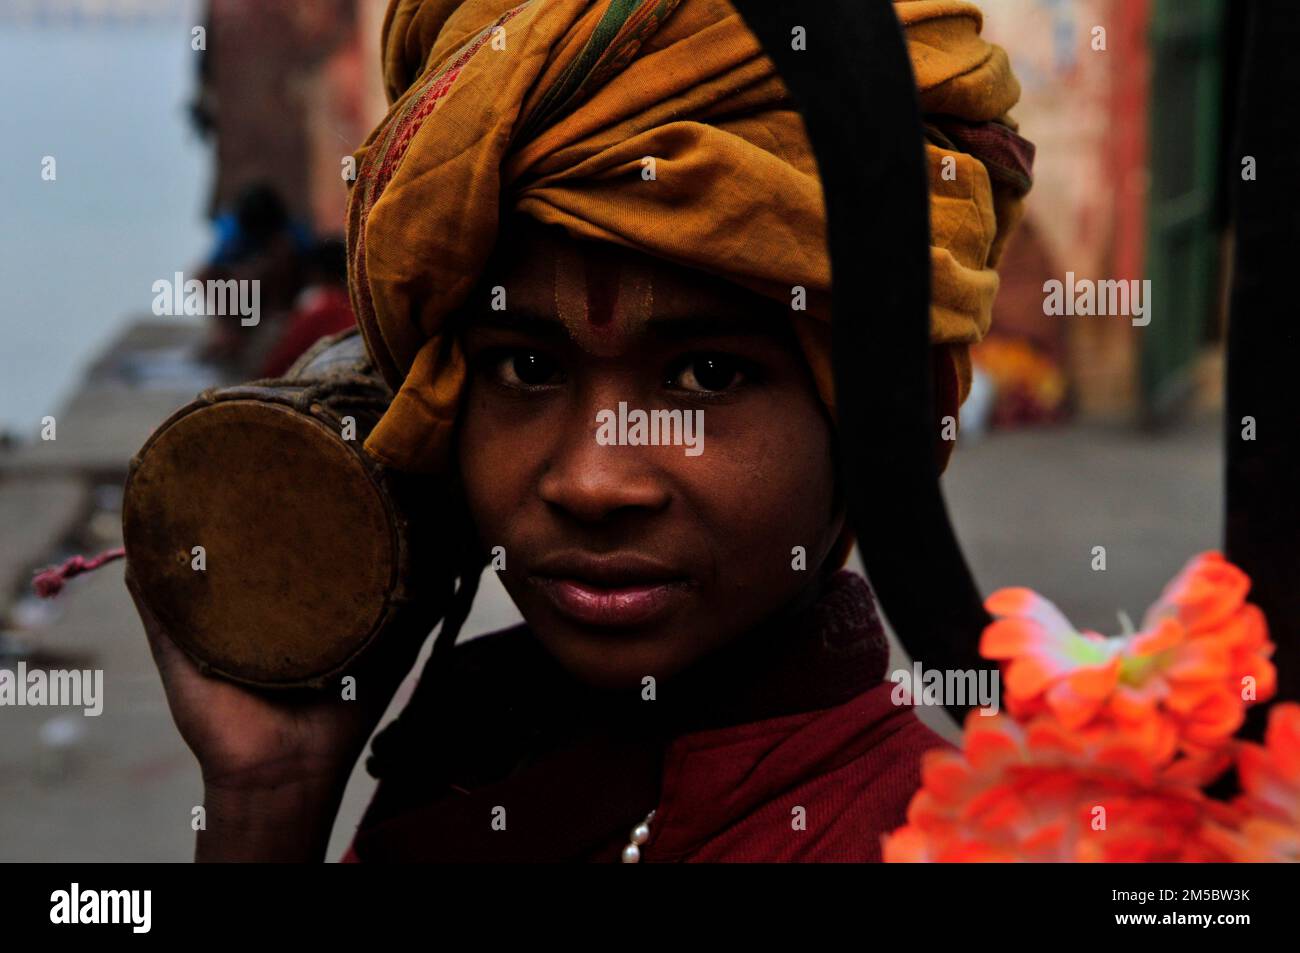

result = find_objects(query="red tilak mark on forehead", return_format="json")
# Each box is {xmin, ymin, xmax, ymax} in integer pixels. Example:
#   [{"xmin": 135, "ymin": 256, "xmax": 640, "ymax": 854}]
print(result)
[{"xmin": 585, "ymin": 253, "xmax": 620, "ymax": 327}]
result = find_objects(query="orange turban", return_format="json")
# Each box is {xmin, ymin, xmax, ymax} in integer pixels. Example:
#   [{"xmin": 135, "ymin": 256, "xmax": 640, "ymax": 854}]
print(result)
[{"xmin": 346, "ymin": 0, "xmax": 1032, "ymax": 474}]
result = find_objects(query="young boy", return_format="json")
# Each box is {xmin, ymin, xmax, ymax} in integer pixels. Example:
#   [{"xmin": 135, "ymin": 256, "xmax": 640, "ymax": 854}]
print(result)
[
  {"xmin": 349, "ymin": 218, "xmax": 930, "ymax": 861},
  {"xmin": 132, "ymin": 0, "xmax": 1031, "ymax": 861}
]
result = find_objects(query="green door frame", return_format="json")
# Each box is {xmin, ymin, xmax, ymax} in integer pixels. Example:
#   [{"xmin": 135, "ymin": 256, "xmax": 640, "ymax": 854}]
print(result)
[{"xmin": 1141, "ymin": 0, "xmax": 1227, "ymax": 423}]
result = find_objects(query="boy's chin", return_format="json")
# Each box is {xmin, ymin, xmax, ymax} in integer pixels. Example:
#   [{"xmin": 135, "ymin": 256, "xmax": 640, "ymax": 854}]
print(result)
[{"xmin": 529, "ymin": 623, "xmax": 706, "ymax": 694}]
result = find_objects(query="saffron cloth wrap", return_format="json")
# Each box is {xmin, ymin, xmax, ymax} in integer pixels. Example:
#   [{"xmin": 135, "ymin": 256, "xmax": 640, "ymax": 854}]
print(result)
[{"xmin": 346, "ymin": 0, "xmax": 1033, "ymax": 474}]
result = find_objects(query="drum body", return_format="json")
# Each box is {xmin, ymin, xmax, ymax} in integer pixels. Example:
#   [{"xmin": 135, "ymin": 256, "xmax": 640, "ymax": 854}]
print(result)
[{"xmin": 122, "ymin": 330, "xmax": 462, "ymax": 688}]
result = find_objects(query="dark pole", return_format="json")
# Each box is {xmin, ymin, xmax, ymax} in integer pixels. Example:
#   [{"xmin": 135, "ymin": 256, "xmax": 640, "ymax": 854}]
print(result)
[
  {"xmin": 1224, "ymin": 0, "xmax": 1300, "ymax": 739},
  {"xmin": 730, "ymin": 0, "xmax": 993, "ymax": 722}
]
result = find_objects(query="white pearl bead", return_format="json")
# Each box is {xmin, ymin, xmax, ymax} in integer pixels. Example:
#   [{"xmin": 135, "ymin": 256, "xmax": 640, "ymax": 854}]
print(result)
[
  {"xmin": 622, "ymin": 844, "xmax": 641, "ymax": 863},
  {"xmin": 631, "ymin": 824, "xmax": 650, "ymax": 845}
]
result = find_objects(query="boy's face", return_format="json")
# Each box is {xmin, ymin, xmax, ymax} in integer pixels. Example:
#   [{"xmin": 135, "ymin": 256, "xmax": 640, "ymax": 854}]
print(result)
[{"xmin": 456, "ymin": 222, "xmax": 845, "ymax": 690}]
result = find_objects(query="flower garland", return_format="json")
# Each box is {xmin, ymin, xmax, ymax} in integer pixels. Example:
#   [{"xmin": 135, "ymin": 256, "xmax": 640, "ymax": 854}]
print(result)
[{"xmin": 884, "ymin": 552, "xmax": 1299, "ymax": 862}]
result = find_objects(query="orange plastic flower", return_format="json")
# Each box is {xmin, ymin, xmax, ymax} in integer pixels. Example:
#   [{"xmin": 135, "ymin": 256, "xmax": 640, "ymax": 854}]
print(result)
[
  {"xmin": 888, "ymin": 554, "xmax": 1293, "ymax": 863},
  {"xmin": 1202, "ymin": 703, "xmax": 1300, "ymax": 862},
  {"xmin": 980, "ymin": 552, "xmax": 1275, "ymax": 772},
  {"xmin": 883, "ymin": 713, "xmax": 1239, "ymax": 862}
]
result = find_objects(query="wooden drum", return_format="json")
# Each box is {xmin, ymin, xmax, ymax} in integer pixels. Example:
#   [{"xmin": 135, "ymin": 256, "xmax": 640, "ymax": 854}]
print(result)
[{"xmin": 122, "ymin": 329, "xmax": 466, "ymax": 689}]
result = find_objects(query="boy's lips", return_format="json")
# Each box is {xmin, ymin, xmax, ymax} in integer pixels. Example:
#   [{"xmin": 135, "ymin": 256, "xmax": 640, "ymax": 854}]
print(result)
[{"xmin": 529, "ymin": 552, "xmax": 693, "ymax": 628}]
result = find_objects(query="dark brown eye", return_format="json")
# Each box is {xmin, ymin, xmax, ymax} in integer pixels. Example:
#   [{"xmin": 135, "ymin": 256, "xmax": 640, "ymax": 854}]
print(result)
[
  {"xmin": 672, "ymin": 355, "xmax": 744, "ymax": 393},
  {"xmin": 494, "ymin": 350, "xmax": 561, "ymax": 388}
]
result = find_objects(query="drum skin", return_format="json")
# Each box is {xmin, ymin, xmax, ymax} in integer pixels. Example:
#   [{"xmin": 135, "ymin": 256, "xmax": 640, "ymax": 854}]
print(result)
[{"xmin": 122, "ymin": 330, "xmax": 458, "ymax": 689}]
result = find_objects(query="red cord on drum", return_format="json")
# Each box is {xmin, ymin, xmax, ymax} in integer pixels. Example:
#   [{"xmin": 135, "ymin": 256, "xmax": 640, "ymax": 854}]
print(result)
[{"xmin": 32, "ymin": 547, "xmax": 126, "ymax": 598}]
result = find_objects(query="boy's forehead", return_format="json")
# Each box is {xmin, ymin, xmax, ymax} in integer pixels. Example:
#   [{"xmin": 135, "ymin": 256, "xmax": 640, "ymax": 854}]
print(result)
[{"xmin": 486, "ymin": 222, "xmax": 764, "ymax": 355}]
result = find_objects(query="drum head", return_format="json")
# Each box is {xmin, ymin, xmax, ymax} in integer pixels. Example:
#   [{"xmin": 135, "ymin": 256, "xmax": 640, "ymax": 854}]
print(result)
[{"xmin": 123, "ymin": 400, "xmax": 397, "ymax": 687}]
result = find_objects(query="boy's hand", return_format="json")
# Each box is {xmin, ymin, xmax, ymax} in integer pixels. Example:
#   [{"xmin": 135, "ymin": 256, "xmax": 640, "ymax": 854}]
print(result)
[{"xmin": 126, "ymin": 566, "xmax": 438, "ymax": 860}]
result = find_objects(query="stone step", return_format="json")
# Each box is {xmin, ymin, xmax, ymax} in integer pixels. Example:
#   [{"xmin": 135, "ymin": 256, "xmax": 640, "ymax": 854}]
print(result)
[
  {"xmin": 0, "ymin": 477, "xmax": 91, "ymax": 615},
  {"xmin": 0, "ymin": 319, "xmax": 224, "ymax": 481}
]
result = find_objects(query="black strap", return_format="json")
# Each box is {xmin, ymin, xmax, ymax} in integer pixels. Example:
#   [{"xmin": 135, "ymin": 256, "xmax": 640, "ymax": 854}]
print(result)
[
  {"xmin": 1225, "ymin": 0, "xmax": 1300, "ymax": 738},
  {"xmin": 730, "ymin": 0, "xmax": 993, "ymax": 721}
]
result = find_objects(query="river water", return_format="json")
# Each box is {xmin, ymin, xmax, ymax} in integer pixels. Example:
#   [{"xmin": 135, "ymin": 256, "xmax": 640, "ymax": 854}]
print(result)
[{"xmin": 0, "ymin": 13, "xmax": 210, "ymax": 435}]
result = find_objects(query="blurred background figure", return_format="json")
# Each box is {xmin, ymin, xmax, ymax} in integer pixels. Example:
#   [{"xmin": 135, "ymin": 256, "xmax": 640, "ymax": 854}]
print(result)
[
  {"xmin": 258, "ymin": 237, "xmax": 354, "ymax": 378},
  {"xmin": 195, "ymin": 181, "xmax": 314, "ymax": 372},
  {"xmin": 185, "ymin": 0, "xmax": 380, "ymax": 375}
]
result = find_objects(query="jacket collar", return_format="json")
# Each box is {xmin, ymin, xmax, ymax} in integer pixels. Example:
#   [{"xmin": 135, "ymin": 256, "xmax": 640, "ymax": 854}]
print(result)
[{"xmin": 354, "ymin": 570, "xmax": 895, "ymax": 861}]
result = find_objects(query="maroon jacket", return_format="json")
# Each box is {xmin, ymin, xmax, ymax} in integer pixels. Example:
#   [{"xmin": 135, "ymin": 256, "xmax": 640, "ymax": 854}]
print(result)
[{"xmin": 342, "ymin": 570, "xmax": 953, "ymax": 862}]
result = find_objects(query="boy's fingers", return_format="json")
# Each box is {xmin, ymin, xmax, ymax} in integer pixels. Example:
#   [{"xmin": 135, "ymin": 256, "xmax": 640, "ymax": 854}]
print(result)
[{"xmin": 124, "ymin": 569, "xmax": 190, "ymax": 678}]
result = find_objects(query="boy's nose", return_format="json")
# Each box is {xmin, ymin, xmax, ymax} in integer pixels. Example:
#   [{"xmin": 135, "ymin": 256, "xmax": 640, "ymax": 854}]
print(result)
[{"xmin": 536, "ymin": 400, "xmax": 672, "ymax": 524}]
